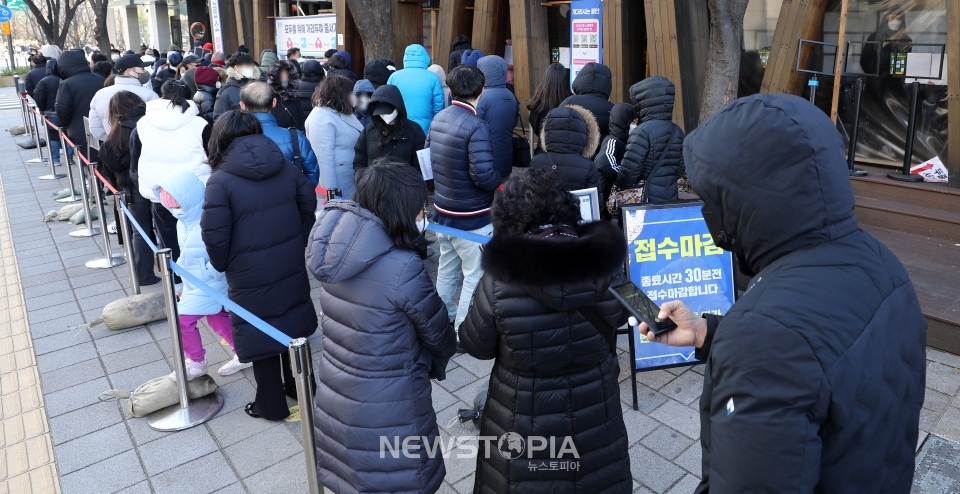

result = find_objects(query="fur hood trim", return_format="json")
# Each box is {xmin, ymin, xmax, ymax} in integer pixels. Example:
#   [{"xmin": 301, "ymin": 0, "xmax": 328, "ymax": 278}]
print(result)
[
  {"xmin": 267, "ymin": 60, "xmax": 300, "ymax": 100},
  {"xmin": 540, "ymin": 104, "xmax": 600, "ymax": 158},
  {"xmin": 481, "ymin": 221, "xmax": 626, "ymax": 286},
  {"xmin": 226, "ymin": 66, "xmax": 261, "ymax": 82}
]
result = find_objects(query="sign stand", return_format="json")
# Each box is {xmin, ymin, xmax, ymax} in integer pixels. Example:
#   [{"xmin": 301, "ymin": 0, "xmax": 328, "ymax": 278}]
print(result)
[
  {"xmin": 886, "ymin": 43, "xmax": 946, "ymax": 183},
  {"xmin": 620, "ymin": 201, "xmax": 737, "ymax": 411}
]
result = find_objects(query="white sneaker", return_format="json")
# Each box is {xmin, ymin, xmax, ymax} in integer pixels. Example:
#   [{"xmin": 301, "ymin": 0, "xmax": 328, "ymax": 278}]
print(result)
[
  {"xmin": 218, "ymin": 355, "xmax": 251, "ymax": 376},
  {"xmin": 168, "ymin": 358, "xmax": 208, "ymax": 381},
  {"xmin": 107, "ymin": 222, "xmax": 117, "ymax": 234}
]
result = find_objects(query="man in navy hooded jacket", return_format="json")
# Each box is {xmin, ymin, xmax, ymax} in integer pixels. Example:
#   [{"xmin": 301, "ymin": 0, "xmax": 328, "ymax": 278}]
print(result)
[
  {"xmin": 476, "ymin": 55, "xmax": 519, "ymax": 179},
  {"xmin": 638, "ymin": 94, "xmax": 926, "ymax": 493}
]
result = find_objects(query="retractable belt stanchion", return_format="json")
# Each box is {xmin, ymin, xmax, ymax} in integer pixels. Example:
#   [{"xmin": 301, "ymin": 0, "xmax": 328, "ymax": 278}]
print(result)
[
  {"xmin": 888, "ymin": 80, "xmax": 925, "ymax": 183},
  {"xmin": 38, "ymin": 120, "xmax": 67, "ymax": 180},
  {"xmin": 148, "ymin": 249, "xmax": 224, "ymax": 431},
  {"xmin": 846, "ymin": 78, "xmax": 868, "ymax": 177},
  {"xmin": 14, "ymin": 75, "xmax": 28, "ymax": 130},
  {"xmin": 56, "ymin": 128, "xmax": 81, "ymax": 200},
  {"xmin": 27, "ymin": 105, "xmax": 47, "ymax": 164},
  {"xmin": 288, "ymin": 338, "xmax": 321, "ymax": 494},
  {"xmin": 86, "ymin": 164, "xmax": 125, "ymax": 269},
  {"xmin": 118, "ymin": 191, "xmax": 141, "ymax": 295},
  {"xmin": 68, "ymin": 143, "xmax": 100, "ymax": 237}
]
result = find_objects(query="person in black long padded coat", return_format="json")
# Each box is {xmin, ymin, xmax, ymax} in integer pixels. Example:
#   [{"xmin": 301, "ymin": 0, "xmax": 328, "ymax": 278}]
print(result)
[
  {"xmin": 267, "ymin": 59, "xmax": 306, "ymax": 131},
  {"xmin": 298, "ymin": 60, "xmax": 324, "ymax": 116},
  {"xmin": 55, "ymin": 49, "xmax": 105, "ymax": 154},
  {"xmin": 460, "ymin": 168, "xmax": 631, "ymax": 493},
  {"xmin": 353, "ymin": 84, "xmax": 426, "ymax": 170},
  {"xmin": 200, "ymin": 110, "xmax": 318, "ymax": 421}
]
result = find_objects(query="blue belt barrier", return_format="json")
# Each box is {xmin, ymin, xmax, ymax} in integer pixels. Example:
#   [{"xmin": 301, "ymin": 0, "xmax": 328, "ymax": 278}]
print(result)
[
  {"xmin": 168, "ymin": 261, "xmax": 293, "ymax": 347},
  {"xmin": 117, "ymin": 200, "xmax": 160, "ymax": 254},
  {"xmin": 426, "ymin": 223, "xmax": 491, "ymax": 245}
]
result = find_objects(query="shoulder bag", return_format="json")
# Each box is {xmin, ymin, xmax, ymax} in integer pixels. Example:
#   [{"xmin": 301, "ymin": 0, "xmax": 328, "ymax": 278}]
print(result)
[{"xmin": 512, "ymin": 110, "xmax": 532, "ymax": 168}]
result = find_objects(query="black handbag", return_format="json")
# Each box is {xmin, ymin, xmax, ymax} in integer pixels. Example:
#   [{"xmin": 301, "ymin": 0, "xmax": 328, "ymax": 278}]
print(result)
[{"xmin": 512, "ymin": 111, "xmax": 532, "ymax": 168}]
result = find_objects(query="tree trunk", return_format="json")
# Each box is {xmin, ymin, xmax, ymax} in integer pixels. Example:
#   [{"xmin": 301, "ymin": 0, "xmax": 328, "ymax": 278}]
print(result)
[
  {"xmin": 699, "ymin": 0, "xmax": 749, "ymax": 123},
  {"xmin": 344, "ymin": 0, "xmax": 394, "ymax": 62},
  {"xmin": 90, "ymin": 0, "xmax": 110, "ymax": 53}
]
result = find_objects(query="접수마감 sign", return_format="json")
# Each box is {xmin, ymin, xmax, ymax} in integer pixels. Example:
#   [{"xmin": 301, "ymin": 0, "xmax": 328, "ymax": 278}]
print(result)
[{"xmin": 621, "ymin": 202, "xmax": 736, "ymax": 372}]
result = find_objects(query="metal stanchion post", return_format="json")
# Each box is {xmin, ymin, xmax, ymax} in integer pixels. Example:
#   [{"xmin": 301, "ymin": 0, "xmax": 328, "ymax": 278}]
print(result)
[
  {"xmin": 148, "ymin": 248, "xmax": 223, "ymax": 431},
  {"xmin": 888, "ymin": 81, "xmax": 925, "ymax": 183},
  {"xmin": 27, "ymin": 105, "xmax": 47, "ymax": 164},
  {"xmin": 118, "ymin": 192, "xmax": 141, "ymax": 295},
  {"xmin": 85, "ymin": 167, "xmax": 125, "ymax": 269},
  {"xmin": 288, "ymin": 338, "xmax": 321, "ymax": 494},
  {"xmin": 14, "ymin": 75, "xmax": 27, "ymax": 129},
  {"xmin": 68, "ymin": 147, "xmax": 100, "ymax": 237},
  {"xmin": 38, "ymin": 123, "xmax": 66, "ymax": 181},
  {"xmin": 847, "ymin": 78, "xmax": 868, "ymax": 177},
  {"xmin": 808, "ymin": 75, "xmax": 818, "ymax": 105}
]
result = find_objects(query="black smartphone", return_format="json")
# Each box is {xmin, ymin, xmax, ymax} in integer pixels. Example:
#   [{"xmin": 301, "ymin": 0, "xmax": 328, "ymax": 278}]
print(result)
[{"xmin": 609, "ymin": 281, "xmax": 677, "ymax": 336}]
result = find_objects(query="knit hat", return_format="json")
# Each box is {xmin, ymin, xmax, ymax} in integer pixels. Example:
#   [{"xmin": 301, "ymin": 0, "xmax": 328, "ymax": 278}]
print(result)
[
  {"xmin": 203, "ymin": 42, "xmax": 213, "ymax": 51},
  {"xmin": 194, "ymin": 66, "xmax": 219, "ymax": 87},
  {"xmin": 158, "ymin": 189, "xmax": 180, "ymax": 209}
]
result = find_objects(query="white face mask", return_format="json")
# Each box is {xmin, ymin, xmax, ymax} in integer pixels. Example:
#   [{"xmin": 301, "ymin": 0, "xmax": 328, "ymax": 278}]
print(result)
[
  {"xmin": 239, "ymin": 66, "xmax": 255, "ymax": 79},
  {"xmin": 381, "ymin": 109, "xmax": 399, "ymax": 124},
  {"xmin": 417, "ymin": 216, "xmax": 428, "ymax": 234},
  {"xmin": 356, "ymin": 95, "xmax": 370, "ymax": 112},
  {"xmin": 215, "ymin": 81, "xmax": 222, "ymax": 89},
  {"xmin": 169, "ymin": 207, "xmax": 184, "ymax": 218},
  {"xmin": 888, "ymin": 19, "xmax": 902, "ymax": 30},
  {"xmin": 111, "ymin": 54, "xmax": 120, "ymax": 62},
  {"xmin": 629, "ymin": 123, "xmax": 638, "ymax": 132}
]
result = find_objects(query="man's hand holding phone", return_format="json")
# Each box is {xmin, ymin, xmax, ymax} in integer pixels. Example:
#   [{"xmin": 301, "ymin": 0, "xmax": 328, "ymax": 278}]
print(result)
[{"xmin": 634, "ymin": 300, "xmax": 709, "ymax": 349}]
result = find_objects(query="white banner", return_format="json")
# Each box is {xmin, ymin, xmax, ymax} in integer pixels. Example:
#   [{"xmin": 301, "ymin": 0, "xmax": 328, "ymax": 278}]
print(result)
[
  {"xmin": 275, "ymin": 14, "xmax": 337, "ymax": 59},
  {"xmin": 209, "ymin": 0, "xmax": 224, "ymax": 54}
]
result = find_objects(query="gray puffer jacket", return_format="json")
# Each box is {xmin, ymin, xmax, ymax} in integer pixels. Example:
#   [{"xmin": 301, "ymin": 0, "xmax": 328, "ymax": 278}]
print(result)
[
  {"xmin": 307, "ymin": 201, "xmax": 457, "ymax": 494},
  {"xmin": 617, "ymin": 76, "xmax": 685, "ymax": 203}
]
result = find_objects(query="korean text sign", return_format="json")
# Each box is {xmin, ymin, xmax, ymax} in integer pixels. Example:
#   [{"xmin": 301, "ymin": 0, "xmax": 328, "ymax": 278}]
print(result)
[
  {"xmin": 570, "ymin": 0, "xmax": 602, "ymax": 86},
  {"xmin": 622, "ymin": 203, "xmax": 736, "ymax": 370},
  {"xmin": 275, "ymin": 14, "xmax": 337, "ymax": 59}
]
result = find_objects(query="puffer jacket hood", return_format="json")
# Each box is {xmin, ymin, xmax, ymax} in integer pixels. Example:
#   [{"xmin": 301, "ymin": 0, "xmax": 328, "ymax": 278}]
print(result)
[
  {"xmin": 363, "ymin": 60, "xmax": 391, "ymax": 88},
  {"xmin": 353, "ymin": 78, "xmax": 375, "ymax": 96},
  {"xmin": 217, "ymin": 134, "xmax": 287, "ymax": 181},
  {"xmin": 259, "ymin": 49, "xmax": 278, "ymax": 69},
  {"xmin": 307, "ymin": 201, "xmax": 396, "ymax": 284},
  {"xmin": 541, "ymin": 104, "xmax": 599, "ymax": 158},
  {"xmin": 142, "ymin": 98, "xmax": 202, "ymax": 131},
  {"xmin": 631, "ymin": 76, "xmax": 674, "ymax": 122},
  {"xmin": 477, "ymin": 55, "xmax": 507, "ymax": 88},
  {"xmin": 57, "ymin": 49, "xmax": 90, "ymax": 79},
  {"xmin": 267, "ymin": 60, "xmax": 300, "ymax": 100},
  {"xmin": 154, "ymin": 171, "xmax": 205, "ymax": 228},
  {"xmin": 685, "ymin": 94, "xmax": 859, "ymax": 274},
  {"xmin": 333, "ymin": 50, "xmax": 352, "ymax": 67},
  {"xmin": 427, "ymin": 64, "xmax": 447, "ymax": 87},
  {"xmin": 572, "ymin": 62, "xmax": 612, "ymax": 99},
  {"xmin": 368, "ymin": 84, "xmax": 407, "ymax": 120},
  {"xmin": 461, "ymin": 49, "xmax": 484, "ymax": 67},
  {"xmin": 609, "ymin": 102, "xmax": 637, "ymax": 142},
  {"xmin": 45, "ymin": 59, "xmax": 59, "ymax": 77},
  {"xmin": 301, "ymin": 60, "xmax": 324, "ymax": 82},
  {"xmin": 402, "ymin": 44, "xmax": 430, "ymax": 69}
]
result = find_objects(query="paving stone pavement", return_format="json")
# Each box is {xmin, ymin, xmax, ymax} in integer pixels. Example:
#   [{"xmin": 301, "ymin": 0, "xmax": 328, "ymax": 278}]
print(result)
[{"xmin": 1, "ymin": 87, "xmax": 960, "ymax": 493}]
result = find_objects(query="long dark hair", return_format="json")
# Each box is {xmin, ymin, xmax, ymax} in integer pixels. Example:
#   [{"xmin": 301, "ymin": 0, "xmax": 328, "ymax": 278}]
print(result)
[
  {"xmin": 527, "ymin": 63, "xmax": 572, "ymax": 115},
  {"xmin": 492, "ymin": 168, "xmax": 581, "ymax": 235},
  {"xmin": 354, "ymin": 157, "xmax": 430, "ymax": 257},
  {"xmin": 312, "ymin": 75, "xmax": 354, "ymax": 115},
  {"xmin": 161, "ymin": 79, "xmax": 192, "ymax": 113},
  {"xmin": 206, "ymin": 110, "xmax": 262, "ymax": 170},
  {"xmin": 104, "ymin": 91, "xmax": 146, "ymax": 156}
]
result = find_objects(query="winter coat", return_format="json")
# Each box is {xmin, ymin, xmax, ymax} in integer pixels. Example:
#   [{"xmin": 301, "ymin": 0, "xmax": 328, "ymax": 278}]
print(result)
[
  {"xmin": 88, "ymin": 76, "xmax": 159, "ymax": 142},
  {"xmin": 33, "ymin": 60, "xmax": 61, "ymax": 114},
  {"xmin": 387, "ymin": 45, "xmax": 444, "ymax": 134},
  {"xmin": 298, "ymin": 60, "xmax": 324, "ymax": 115},
  {"xmin": 268, "ymin": 60, "xmax": 306, "ymax": 131},
  {"xmin": 55, "ymin": 50, "xmax": 106, "ymax": 152},
  {"xmin": 686, "ymin": 94, "xmax": 926, "ymax": 493},
  {"xmin": 252, "ymin": 111, "xmax": 320, "ymax": 186},
  {"xmin": 427, "ymin": 65, "xmax": 450, "ymax": 108},
  {"xmin": 307, "ymin": 201, "xmax": 456, "ymax": 494},
  {"xmin": 155, "ymin": 172, "xmax": 228, "ymax": 316},
  {"xmin": 530, "ymin": 105, "xmax": 601, "ymax": 191},
  {"xmin": 192, "ymin": 84, "xmax": 218, "ymax": 121},
  {"xmin": 476, "ymin": 56, "xmax": 519, "ymax": 178},
  {"xmin": 24, "ymin": 65, "xmax": 47, "ymax": 99},
  {"xmin": 181, "ymin": 67, "xmax": 198, "ymax": 95},
  {"xmin": 200, "ymin": 134, "xmax": 318, "ymax": 363},
  {"xmin": 427, "ymin": 101, "xmax": 500, "ymax": 231},
  {"xmin": 617, "ymin": 76, "xmax": 685, "ymax": 203},
  {"xmin": 460, "ymin": 220, "xmax": 631, "ymax": 493},
  {"xmin": 136, "ymin": 98, "xmax": 211, "ymax": 202},
  {"xmin": 363, "ymin": 60, "xmax": 392, "ymax": 89},
  {"xmin": 259, "ymin": 50, "xmax": 278, "ymax": 71},
  {"xmin": 99, "ymin": 111, "xmax": 150, "ymax": 203},
  {"xmin": 353, "ymin": 85, "xmax": 426, "ymax": 170},
  {"xmin": 449, "ymin": 39, "xmax": 472, "ymax": 70},
  {"xmin": 595, "ymin": 103, "xmax": 636, "ymax": 209},
  {"xmin": 305, "ymin": 106, "xmax": 363, "ymax": 199},
  {"xmin": 152, "ymin": 67, "xmax": 176, "ymax": 96},
  {"xmin": 460, "ymin": 50, "xmax": 483, "ymax": 68},
  {"xmin": 213, "ymin": 66, "xmax": 260, "ymax": 118},
  {"xmin": 561, "ymin": 63, "xmax": 614, "ymax": 139}
]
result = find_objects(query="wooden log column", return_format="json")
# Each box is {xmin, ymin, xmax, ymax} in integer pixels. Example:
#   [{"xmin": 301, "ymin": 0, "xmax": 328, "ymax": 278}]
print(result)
[
  {"xmin": 252, "ymin": 0, "xmax": 274, "ymax": 59},
  {"xmin": 761, "ymin": 0, "xmax": 828, "ymax": 95},
  {"xmin": 510, "ymin": 0, "xmax": 550, "ymax": 121},
  {"xmin": 473, "ymin": 0, "xmax": 510, "ymax": 59},
  {"xmin": 437, "ymin": 0, "xmax": 473, "ymax": 71}
]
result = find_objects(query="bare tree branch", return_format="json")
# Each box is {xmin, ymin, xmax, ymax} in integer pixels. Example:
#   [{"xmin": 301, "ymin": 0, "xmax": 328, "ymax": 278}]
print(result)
[{"xmin": 22, "ymin": 0, "xmax": 88, "ymax": 47}]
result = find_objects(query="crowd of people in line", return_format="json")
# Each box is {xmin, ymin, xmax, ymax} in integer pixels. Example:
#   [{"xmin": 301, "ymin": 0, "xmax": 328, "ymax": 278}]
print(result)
[{"xmin": 23, "ymin": 35, "xmax": 928, "ymax": 494}]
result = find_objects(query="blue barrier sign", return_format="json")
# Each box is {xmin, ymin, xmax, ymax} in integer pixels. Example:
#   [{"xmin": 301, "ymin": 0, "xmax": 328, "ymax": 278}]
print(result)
[
  {"xmin": 622, "ymin": 202, "xmax": 736, "ymax": 371},
  {"xmin": 0, "ymin": 5, "xmax": 12, "ymax": 23}
]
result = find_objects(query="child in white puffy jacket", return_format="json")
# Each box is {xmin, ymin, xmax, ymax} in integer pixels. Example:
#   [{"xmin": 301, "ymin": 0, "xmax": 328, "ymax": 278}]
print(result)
[{"xmin": 155, "ymin": 172, "xmax": 249, "ymax": 380}]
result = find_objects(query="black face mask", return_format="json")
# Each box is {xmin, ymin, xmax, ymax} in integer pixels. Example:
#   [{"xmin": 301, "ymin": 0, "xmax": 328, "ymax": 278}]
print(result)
[{"xmin": 702, "ymin": 204, "xmax": 756, "ymax": 277}]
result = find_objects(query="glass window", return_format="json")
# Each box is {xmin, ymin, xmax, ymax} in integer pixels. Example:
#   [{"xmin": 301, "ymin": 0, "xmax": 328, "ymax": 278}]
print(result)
[{"xmin": 740, "ymin": 0, "xmax": 782, "ymax": 97}]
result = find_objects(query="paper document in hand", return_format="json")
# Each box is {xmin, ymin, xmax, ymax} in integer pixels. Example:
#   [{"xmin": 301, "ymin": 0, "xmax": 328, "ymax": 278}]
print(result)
[{"xmin": 416, "ymin": 148, "xmax": 433, "ymax": 181}]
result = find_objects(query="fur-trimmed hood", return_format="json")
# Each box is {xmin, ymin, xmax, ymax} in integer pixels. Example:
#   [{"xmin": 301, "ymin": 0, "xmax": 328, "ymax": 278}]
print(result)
[
  {"xmin": 267, "ymin": 60, "xmax": 300, "ymax": 101},
  {"xmin": 540, "ymin": 104, "xmax": 600, "ymax": 158},
  {"xmin": 481, "ymin": 221, "xmax": 626, "ymax": 310},
  {"xmin": 225, "ymin": 65, "xmax": 261, "ymax": 82}
]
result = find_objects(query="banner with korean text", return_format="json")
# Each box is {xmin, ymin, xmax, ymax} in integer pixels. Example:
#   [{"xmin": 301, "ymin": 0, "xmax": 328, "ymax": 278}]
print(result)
[
  {"xmin": 569, "ymin": 0, "xmax": 602, "ymax": 87},
  {"xmin": 275, "ymin": 14, "xmax": 337, "ymax": 59},
  {"xmin": 621, "ymin": 202, "xmax": 736, "ymax": 372}
]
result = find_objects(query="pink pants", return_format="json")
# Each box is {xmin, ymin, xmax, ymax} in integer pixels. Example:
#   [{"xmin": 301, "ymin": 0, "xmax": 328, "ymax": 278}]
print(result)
[{"xmin": 179, "ymin": 310, "xmax": 235, "ymax": 362}]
